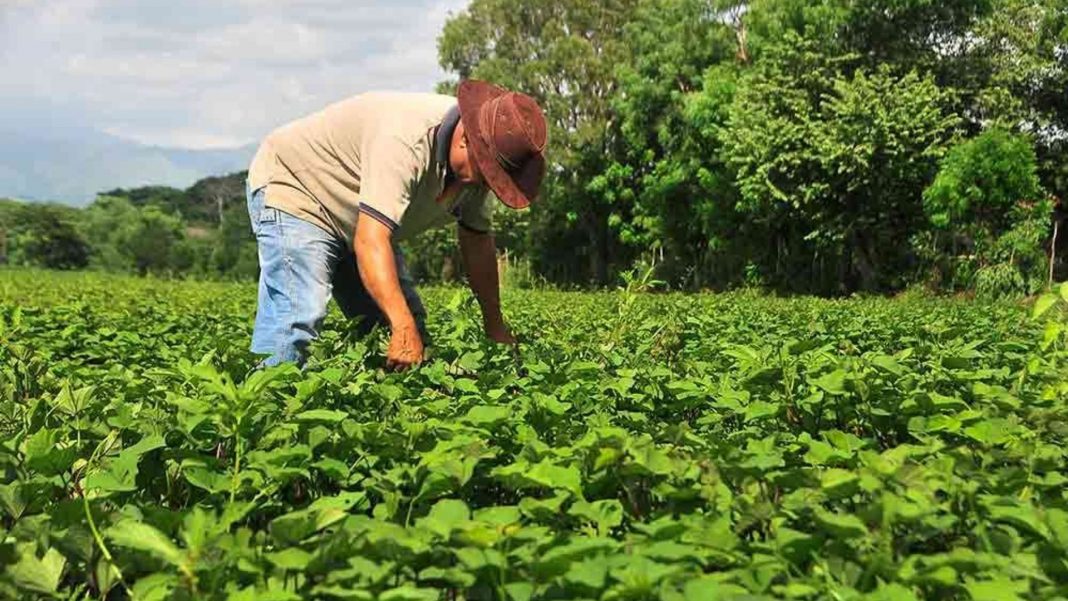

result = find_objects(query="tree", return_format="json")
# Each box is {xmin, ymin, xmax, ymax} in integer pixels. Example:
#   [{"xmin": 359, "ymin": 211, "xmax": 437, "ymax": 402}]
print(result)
[
  {"xmin": 83, "ymin": 196, "xmax": 187, "ymax": 275},
  {"xmin": 439, "ymin": 0, "xmax": 648, "ymax": 284},
  {"xmin": 187, "ymin": 172, "xmax": 248, "ymax": 226},
  {"xmin": 921, "ymin": 129, "xmax": 1051, "ymax": 294},
  {"xmin": 967, "ymin": 0, "xmax": 1068, "ymax": 209},
  {"xmin": 723, "ymin": 38, "xmax": 958, "ymax": 291},
  {"xmin": 601, "ymin": 0, "xmax": 743, "ymax": 286},
  {"xmin": 126, "ymin": 206, "xmax": 185, "ymax": 275},
  {"xmin": 924, "ymin": 129, "xmax": 1045, "ymax": 231},
  {"xmin": 212, "ymin": 206, "xmax": 254, "ymax": 278},
  {"xmin": 0, "ymin": 202, "xmax": 89, "ymax": 270}
]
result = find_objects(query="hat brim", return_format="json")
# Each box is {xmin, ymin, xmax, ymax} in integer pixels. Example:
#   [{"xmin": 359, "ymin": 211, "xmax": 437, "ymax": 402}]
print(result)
[{"xmin": 457, "ymin": 79, "xmax": 545, "ymax": 210}]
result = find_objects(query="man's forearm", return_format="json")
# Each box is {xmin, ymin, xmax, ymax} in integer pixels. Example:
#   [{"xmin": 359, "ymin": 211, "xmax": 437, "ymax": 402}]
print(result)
[
  {"xmin": 354, "ymin": 222, "xmax": 416, "ymax": 331},
  {"xmin": 458, "ymin": 226, "xmax": 504, "ymax": 325}
]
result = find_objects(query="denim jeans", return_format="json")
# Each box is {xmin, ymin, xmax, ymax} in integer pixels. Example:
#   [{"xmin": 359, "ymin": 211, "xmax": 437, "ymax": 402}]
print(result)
[{"xmin": 247, "ymin": 184, "xmax": 428, "ymax": 366}]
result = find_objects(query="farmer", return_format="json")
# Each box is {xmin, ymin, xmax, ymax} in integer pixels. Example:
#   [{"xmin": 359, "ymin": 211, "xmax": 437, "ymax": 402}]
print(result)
[{"xmin": 245, "ymin": 80, "xmax": 547, "ymax": 369}]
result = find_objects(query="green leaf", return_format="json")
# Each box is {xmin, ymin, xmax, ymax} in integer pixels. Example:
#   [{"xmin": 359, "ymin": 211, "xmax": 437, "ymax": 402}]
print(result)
[
  {"xmin": 9, "ymin": 545, "xmax": 66, "ymax": 594},
  {"xmin": 270, "ymin": 509, "xmax": 318, "ymax": 545},
  {"xmin": 295, "ymin": 409, "xmax": 349, "ymax": 423},
  {"xmin": 820, "ymin": 468, "xmax": 860, "ymax": 498},
  {"xmin": 182, "ymin": 465, "xmax": 229, "ymax": 493},
  {"xmin": 569, "ymin": 499, "xmax": 624, "ymax": 535},
  {"xmin": 473, "ymin": 505, "xmax": 521, "ymax": 526},
  {"xmin": 420, "ymin": 499, "xmax": 471, "ymax": 537},
  {"xmin": 504, "ymin": 582, "xmax": 534, "ymax": 601},
  {"xmin": 536, "ymin": 537, "xmax": 619, "ymax": 577},
  {"xmin": 1033, "ymin": 293, "xmax": 1058, "ymax": 319},
  {"xmin": 812, "ymin": 370, "xmax": 847, "ymax": 395},
  {"xmin": 563, "ymin": 555, "xmax": 610, "ymax": 589},
  {"xmin": 266, "ymin": 548, "xmax": 312, "ymax": 571},
  {"xmin": 501, "ymin": 584, "xmax": 531, "ymax": 601},
  {"xmin": 309, "ymin": 585, "xmax": 373, "ymax": 600},
  {"xmin": 85, "ymin": 435, "xmax": 166, "ymax": 494},
  {"xmin": 496, "ymin": 459, "xmax": 584, "ymax": 497},
  {"xmin": 813, "ymin": 509, "xmax": 868, "ymax": 539},
  {"xmin": 131, "ymin": 573, "xmax": 178, "ymax": 601},
  {"xmin": 23, "ymin": 428, "xmax": 56, "ymax": 463},
  {"xmin": 964, "ymin": 577, "xmax": 1028, "ymax": 601},
  {"xmin": 682, "ymin": 577, "xmax": 750, "ymax": 600},
  {"xmin": 463, "ymin": 404, "xmax": 512, "ymax": 426},
  {"xmin": 107, "ymin": 521, "xmax": 185, "ymax": 568},
  {"xmin": 378, "ymin": 587, "xmax": 439, "ymax": 601},
  {"xmin": 865, "ymin": 583, "xmax": 920, "ymax": 601},
  {"xmin": 983, "ymin": 498, "xmax": 1051, "ymax": 540},
  {"xmin": 871, "ymin": 354, "xmax": 904, "ymax": 376}
]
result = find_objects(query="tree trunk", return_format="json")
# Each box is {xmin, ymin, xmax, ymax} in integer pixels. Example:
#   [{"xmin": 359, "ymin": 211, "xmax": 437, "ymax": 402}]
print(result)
[
  {"xmin": 441, "ymin": 255, "xmax": 455, "ymax": 282},
  {"xmin": 588, "ymin": 226, "xmax": 607, "ymax": 285},
  {"xmin": 1049, "ymin": 218, "xmax": 1059, "ymax": 288},
  {"xmin": 735, "ymin": 14, "xmax": 749, "ymax": 64},
  {"xmin": 851, "ymin": 230, "xmax": 878, "ymax": 292}
]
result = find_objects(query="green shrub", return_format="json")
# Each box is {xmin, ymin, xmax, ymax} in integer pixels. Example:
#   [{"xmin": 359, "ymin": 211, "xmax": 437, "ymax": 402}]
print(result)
[{"xmin": 920, "ymin": 129, "xmax": 1051, "ymax": 296}]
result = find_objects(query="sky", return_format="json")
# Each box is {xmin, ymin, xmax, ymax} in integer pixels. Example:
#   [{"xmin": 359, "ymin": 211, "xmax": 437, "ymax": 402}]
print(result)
[{"xmin": 0, "ymin": 0, "xmax": 470, "ymax": 149}]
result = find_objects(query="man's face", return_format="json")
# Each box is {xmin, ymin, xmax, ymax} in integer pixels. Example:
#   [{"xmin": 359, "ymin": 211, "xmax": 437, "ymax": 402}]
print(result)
[{"xmin": 449, "ymin": 121, "xmax": 484, "ymax": 185}]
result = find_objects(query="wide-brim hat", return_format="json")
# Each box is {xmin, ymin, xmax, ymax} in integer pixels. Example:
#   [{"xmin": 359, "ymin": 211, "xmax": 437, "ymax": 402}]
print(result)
[{"xmin": 457, "ymin": 79, "xmax": 548, "ymax": 209}]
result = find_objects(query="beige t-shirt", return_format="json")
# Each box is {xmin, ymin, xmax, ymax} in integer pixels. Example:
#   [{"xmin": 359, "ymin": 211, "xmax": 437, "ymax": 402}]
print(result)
[{"xmin": 247, "ymin": 91, "xmax": 494, "ymax": 243}]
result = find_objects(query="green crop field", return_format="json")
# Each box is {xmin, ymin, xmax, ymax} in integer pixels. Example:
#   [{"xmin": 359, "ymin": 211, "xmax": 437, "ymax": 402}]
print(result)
[{"xmin": 2, "ymin": 269, "xmax": 1068, "ymax": 600}]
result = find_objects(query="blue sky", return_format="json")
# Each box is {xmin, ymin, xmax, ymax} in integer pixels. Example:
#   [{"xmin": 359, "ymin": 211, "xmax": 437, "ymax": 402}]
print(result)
[{"xmin": 0, "ymin": 0, "xmax": 469, "ymax": 149}]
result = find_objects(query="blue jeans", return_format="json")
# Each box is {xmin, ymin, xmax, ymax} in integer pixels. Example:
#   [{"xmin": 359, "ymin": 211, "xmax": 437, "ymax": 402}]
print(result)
[{"xmin": 247, "ymin": 184, "xmax": 428, "ymax": 366}]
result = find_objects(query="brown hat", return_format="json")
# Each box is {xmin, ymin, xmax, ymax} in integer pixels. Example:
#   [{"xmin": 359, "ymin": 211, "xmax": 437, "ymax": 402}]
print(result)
[{"xmin": 457, "ymin": 79, "xmax": 548, "ymax": 209}]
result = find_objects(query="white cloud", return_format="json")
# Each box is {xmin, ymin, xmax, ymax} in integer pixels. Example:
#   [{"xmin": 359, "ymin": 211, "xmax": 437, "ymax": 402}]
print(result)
[{"xmin": 0, "ymin": 0, "xmax": 469, "ymax": 149}]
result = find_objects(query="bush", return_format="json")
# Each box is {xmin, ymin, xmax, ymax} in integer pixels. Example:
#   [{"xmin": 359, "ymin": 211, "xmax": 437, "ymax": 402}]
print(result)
[
  {"xmin": 0, "ymin": 202, "xmax": 89, "ymax": 270},
  {"xmin": 920, "ymin": 129, "xmax": 1051, "ymax": 296},
  {"xmin": 924, "ymin": 128, "xmax": 1045, "ymax": 231}
]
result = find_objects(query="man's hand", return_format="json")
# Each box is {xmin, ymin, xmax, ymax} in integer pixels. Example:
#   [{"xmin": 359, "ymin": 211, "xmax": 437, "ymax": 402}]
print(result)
[
  {"xmin": 355, "ymin": 211, "xmax": 424, "ymax": 369},
  {"xmin": 386, "ymin": 322, "xmax": 424, "ymax": 371},
  {"xmin": 484, "ymin": 316, "xmax": 517, "ymax": 345}
]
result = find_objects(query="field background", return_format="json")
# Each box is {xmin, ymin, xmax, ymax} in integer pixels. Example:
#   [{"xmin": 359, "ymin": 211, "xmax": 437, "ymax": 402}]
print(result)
[
  {"xmin": 4, "ymin": 0, "xmax": 1068, "ymax": 298},
  {"xmin": 3, "ymin": 268, "xmax": 1068, "ymax": 600}
]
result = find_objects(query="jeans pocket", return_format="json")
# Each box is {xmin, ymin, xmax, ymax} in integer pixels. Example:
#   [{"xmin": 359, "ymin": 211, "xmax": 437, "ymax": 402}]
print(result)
[{"xmin": 260, "ymin": 207, "xmax": 279, "ymax": 224}]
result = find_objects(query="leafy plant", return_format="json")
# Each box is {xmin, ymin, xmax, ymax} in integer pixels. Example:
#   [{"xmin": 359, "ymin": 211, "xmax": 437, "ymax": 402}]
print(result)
[{"xmin": 0, "ymin": 268, "xmax": 1065, "ymax": 599}]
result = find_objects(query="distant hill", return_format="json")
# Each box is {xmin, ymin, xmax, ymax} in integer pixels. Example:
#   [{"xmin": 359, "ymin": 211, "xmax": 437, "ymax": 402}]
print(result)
[{"xmin": 0, "ymin": 125, "xmax": 256, "ymax": 206}]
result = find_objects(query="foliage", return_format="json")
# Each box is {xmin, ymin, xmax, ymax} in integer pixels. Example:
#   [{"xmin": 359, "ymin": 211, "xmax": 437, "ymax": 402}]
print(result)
[
  {"xmin": 439, "ymin": 0, "xmax": 652, "ymax": 284},
  {"xmin": 437, "ymin": 0, "xmax": 1066, "ymax": 294},
  {"xmin": 723, "ymin": 41, "xmax": 958, "ymax": 291},
  {"xmin": 603, "ymin": 0, "xmax": 742, "ymax": 288},
  {"xmin": 82, "ymin": 196, "xmax": 187, "ymax": 275},
  {"xmin": 924, "ymin": 129, "xmax": 1046, "ymax": 231},
  {"xmin": 0, "ymin": 200, "xmax": 89, "ymax": 270},
  {"xmin": 921, "ymin": 130, "xmax": 1051, "ymax": 295},
  {"xmin": 1, "ymin": 171, "xmax": 258, "ymax": 279},
  {"xmin": 2, "ymin": 268, "xmax": 1068, "ymax": 598}
]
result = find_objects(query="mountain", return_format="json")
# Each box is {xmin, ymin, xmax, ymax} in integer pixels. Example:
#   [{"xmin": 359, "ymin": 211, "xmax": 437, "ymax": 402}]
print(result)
[{"xmin": 0, "ymin": 126, "xmax": 256, "ymax": 206}]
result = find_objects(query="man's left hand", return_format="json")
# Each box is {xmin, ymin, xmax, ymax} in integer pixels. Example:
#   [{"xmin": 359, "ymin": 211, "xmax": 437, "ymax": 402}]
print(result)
[{"xmin": 485, "ymin": 320, "xmax": 517, "ymax": 345}]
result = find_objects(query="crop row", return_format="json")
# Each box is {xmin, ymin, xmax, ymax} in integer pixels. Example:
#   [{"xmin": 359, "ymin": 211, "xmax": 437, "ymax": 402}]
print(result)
[{"xmin": 0, "ymin": 269, "xmax": 1065, "ymax": 600}]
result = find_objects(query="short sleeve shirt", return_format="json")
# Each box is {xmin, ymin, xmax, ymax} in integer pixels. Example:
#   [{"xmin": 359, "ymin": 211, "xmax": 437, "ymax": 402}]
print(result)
[{"xmin": 247, "ymin": 91, "xmax": 494, "ymax": 243}]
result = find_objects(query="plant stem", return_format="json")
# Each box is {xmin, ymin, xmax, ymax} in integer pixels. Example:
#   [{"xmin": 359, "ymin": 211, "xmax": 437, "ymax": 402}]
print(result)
[
  {"xmin": 230, "ymin": 435, "xmax": 242, "ymax": 504},
  {"xmin": 81, "ymin": 432, "xmax": 133, "ymax": 598}
]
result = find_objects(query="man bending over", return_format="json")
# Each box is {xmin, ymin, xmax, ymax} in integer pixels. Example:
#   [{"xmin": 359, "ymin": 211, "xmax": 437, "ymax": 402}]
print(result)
[{"xmin": 245, "ymin": 80, "xmax": 547, "ymax": 369}]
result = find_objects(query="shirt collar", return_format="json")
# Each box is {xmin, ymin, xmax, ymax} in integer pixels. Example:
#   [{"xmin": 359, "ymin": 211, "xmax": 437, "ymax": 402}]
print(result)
[{"xmin": 435, "ymin": 104, "xmax": 461, "ymax": 180}]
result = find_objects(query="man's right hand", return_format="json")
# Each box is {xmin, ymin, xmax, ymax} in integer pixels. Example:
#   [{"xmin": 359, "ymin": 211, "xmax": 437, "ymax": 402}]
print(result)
[
  {"xmin": 355, "ymin": 211, "xmax": 425, "ymax": 371},
  {"xmin": 386, "ymin": 322, "xmax": 424, "ymax": 371}
]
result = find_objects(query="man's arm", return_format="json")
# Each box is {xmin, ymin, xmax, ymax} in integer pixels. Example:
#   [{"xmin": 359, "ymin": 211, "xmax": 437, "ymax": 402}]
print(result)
[
  {"xmin": 458, "ymin": 225, "xmax": 515, "ymax": 344},
  {"xmin": 354, "ymin": 216, "xmax": 423, "ymax": 369}
]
